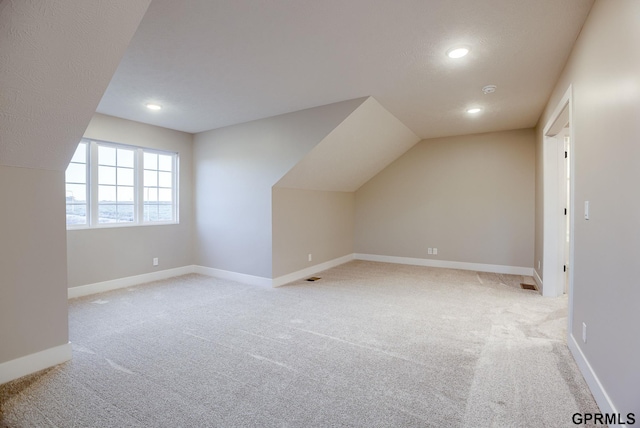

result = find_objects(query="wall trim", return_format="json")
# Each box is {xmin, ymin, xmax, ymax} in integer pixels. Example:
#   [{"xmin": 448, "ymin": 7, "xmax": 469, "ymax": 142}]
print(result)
[
  {"xmin": 568, "ymin": 334, "xmax": 623, "ymax": 426},
  {"xmin": 272, "ymin": 254, "xmax": 355, "ymax": 287},
  {"xmin": 68, "ymin": 265, "xmax": 197, "ymax": 299},
  {"xmin": 354, "ymin": 253, "xmax": 534, "ymax": 276},
  {"xmin": 67, "ymin": 256, "xmax": 535, "ymax": 296},
  {"xmin": 193, "ymin": 265, "xmax": 272, "ymax": 287},
  {"xmin": 533, "ymin": 269, "xmax": 543, "ymax": 291},
  {"xmin": 542, "ymin": 85, "xmax": 574, "ymax": 299},
  {"xmin": 0, "ymin": 343, "xmax": 72, "ymax": 385}
]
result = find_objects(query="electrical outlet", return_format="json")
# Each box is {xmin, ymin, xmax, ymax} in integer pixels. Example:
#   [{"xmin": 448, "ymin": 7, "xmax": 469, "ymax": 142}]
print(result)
[
  {"xmin": 153, "ymin": 257, "xmax": 159, "ymax": 266},
  {"xmin": 433, "ymin": 248, "xmax": 438, "ymax": 255},
  {"xmin": 582, "ymin": 322, "xmax": 587, "ymax": 343},
  {"xmin": 308, "ymin": 254, "xmax": 312, "ymax": 262},
  {"xmin": 428, "ymin": 248, "xmax": 433, "ymax": 255}
]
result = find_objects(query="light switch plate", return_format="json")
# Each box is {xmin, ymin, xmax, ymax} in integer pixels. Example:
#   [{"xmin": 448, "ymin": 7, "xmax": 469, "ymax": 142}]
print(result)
[{"xmin": 584, "ymin": 201, "xmax": 589, "ymax": 220}]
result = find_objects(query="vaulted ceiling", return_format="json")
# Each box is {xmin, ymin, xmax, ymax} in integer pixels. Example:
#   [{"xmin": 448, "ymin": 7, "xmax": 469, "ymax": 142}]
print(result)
[
  {"xmin": 0, "ymin": 0, "xmax": 151, "ymax": 171},
  {"xmin": 97, "ymin": 0, "xmax": 594, "ymax": 138},
  {"xmin": 276, "ymin": 97, "xmax": 420, "ymax": 192}
]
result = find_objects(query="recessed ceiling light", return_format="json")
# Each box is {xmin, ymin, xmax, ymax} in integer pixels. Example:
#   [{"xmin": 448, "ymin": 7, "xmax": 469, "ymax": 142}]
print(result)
[
  {"xmin": 146, "ymin": 103, "xmax": 162, "ymax": 111},
  {"xmin": 467, "ymin": 107, "xmax": 482, "ymax": 114},
  {"xmin": 447, "ymin": 47, "xmax": 469, "ymax": 59}
]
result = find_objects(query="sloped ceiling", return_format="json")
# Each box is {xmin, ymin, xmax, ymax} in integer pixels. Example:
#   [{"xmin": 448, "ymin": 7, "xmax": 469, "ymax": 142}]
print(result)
[
  {"xmin": 0, "ymin": 0, "xmax": 151, "ymax": 171},
  {"xmin": 275, "ymin": 97, "xmax": 420, "ymax": 192},
  {"xmin": 96, "ymin": 0, "xmax": 594, "ymax": 138}
]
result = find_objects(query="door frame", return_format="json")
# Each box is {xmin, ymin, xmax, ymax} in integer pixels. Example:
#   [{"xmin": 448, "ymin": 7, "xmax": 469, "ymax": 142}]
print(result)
[{"xmin": 542, "ymin": 86, "xmax": 575, "ymax": 318}]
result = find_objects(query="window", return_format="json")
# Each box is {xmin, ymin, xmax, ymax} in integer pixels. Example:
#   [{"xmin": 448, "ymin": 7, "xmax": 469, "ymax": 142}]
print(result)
[
  {"xmin": 65, "ymin": 141, "xmax": 88, "ymax": 226},
  {"xmin": 65, "ymin": 139, "xmax": 178, "ymax": 228},
  {"xmin": 143, "ymin": 152, "xmax": 175, "ymax": 222},
  {"xmin": 98, "ymin": 144, "xmax": 136, "ymax": 224}
]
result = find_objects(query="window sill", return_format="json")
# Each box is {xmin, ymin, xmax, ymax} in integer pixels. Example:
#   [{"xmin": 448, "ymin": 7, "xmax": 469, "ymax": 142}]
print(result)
[{"xmin": 67, "ymin": 221, "xmax": 179, "ymax": 231}]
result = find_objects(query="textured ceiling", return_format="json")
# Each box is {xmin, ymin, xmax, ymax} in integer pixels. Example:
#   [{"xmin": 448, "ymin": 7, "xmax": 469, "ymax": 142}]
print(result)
[
  {"xmin": 0, "ymin": 0, "xmax": 151, "ymax": 171},
  {"xmin": 276, "ymin": 97, "xmax": 419, "ymax": 191},
  {"xmin": 97, "ymin": 0, "xmax": 594, "ymax": 138}
]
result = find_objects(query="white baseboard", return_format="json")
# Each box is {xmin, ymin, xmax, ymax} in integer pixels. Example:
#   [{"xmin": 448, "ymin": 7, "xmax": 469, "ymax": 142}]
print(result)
[
  {"xmin": 354, "ymin": 253, "xmax": 534, "ymax": 276},
  {"xmin": 68, "ymin": 265, "xmax": 197, "ymax": 299},
  {"xmin": 193, "ymin": 265, "xmax": 272, "ymax": 287},
  {"xmin": 0, "ymin": 342, "xmax": 72, "ymax": 385},
  {"xmin": 272, "ymin": 254, "xmax": 355, "ymax": 287},
  {"xmin": 533, "ymin": 269, "xmax": 543, "ymax": 291},
  {"xmin": 194, "ymin": 254, "xmax": 354, "ymax": 288},
  {"xmin": 66, "ymin": 256, "xmax": 533, "ymax": 297},
  {"xmin": 68, "ymin": 264, "xmax": 273, "ymax": 296},
  {"xmin": 568, "ymin": 334, "xmax": 625, "ymax": 426}
]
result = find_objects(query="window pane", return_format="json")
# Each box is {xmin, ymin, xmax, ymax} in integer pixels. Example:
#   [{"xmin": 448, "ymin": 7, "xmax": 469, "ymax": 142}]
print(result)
[
  {"xmin": 70, "ymin": 143, "xmax": 86, "ymax": 163},
  {"xmin": 117, "ymin": 167, "xmax": 134, "ymax": 186},
  {"xmin": 65, "ymin": 162, "xmax": 86, "ymax": 184},
  {"xmin": 158, "ymin": 204, "xmax": 173, "ymax": 221},
  {"xmin": 117, "ymin": 148, "xmax": 134, "ymax": 168},
  {"xmin": 99, "ymin": 185, "xmax": 116, "ymax": 202},
  {"xmin": 144, "ymin": 204, "xmax": 158, "ymax": 222},
  {"xmin": 99, "ymin": 165, "xmax": 116, "ymax": 185},
  {"xmin": 159, "ymin": 188, "xmax": 172, "ymax": 202},
  {"xmin": 117, "ymin": 186, "xmax": 134, "ymax": 202},
  {"xmin": 98, "ymin": 145, "xmax": 116, "ymax": 166},
  {"xmin": 98, "ymin": 204, "xmax": 118, "ymax": 223},
  {"xmin": 144, "ymin": 187, "xmax": 158, "ymax": 202},
  {"xmin": 144, "ymin": 170, "xmax": 157, "ymax": 187},
  {"xmin": 66, "ymin": 184, "xmax": 86, "ymax": 203},
  {"xmin": 158, "ymin": 154, "xmax": 172, "ymax": 172},
  {"xmin": 144, "ymin": 152, "xmax": 158, "ymax": 170},
  {"xmin": 158, "ymin": 171, "xmax": 172, "ymax": 188},
  {"xmin": 117, "ymin": 205, "xmax": 134, "ymax": 222},
  {"xmin": 66, "ymin": 140, "xmax": 88, "ymax": 229},
  {"xmin": 66, "ymin": 205, "xmax": 87, "ymax": 225}
]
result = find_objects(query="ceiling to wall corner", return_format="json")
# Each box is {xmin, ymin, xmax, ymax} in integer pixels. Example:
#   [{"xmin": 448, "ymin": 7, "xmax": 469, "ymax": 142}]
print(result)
[
  {"xmin": 96, "ymin": 0, "xmax": 593, "ymax": 138},
  {"xmin": 275, "ymin": 97, "xmax": 420, "ymax": 192}
]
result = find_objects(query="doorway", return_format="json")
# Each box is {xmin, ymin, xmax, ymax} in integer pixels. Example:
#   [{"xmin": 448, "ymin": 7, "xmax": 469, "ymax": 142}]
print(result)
[
  {"xmin": 542, "ymin": 86, "xmax": 574, "ymax": 303},
  {"xmin": 562, "ymin": 129, "xmax": 571, "ymax": 294}
]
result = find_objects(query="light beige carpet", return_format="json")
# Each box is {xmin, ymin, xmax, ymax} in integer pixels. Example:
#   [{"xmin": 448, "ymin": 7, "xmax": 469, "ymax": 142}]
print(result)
[{"xmin": 0, "ymin": 261, "xmax": 600, "ymax": 427}]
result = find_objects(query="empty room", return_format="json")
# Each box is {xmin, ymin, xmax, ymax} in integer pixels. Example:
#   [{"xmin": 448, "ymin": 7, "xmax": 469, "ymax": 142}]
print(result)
[{"xmin": 1, "ymin": 0, "xmax": 638, "ymax": 427}]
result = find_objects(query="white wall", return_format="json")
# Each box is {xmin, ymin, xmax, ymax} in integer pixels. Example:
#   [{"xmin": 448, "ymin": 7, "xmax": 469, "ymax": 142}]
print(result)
[
  {"xmin": 355, "ymin": 129, "xmax": 535, "ymax": 269},
  {"xmin": 535, "ymin": 0, "xmax": 640, "ymax": 414},
  {"xmin": 193, "ymin": 99, "xmax": 364, "ymax": 279},
  {"xmin": 67, "ymin": 114, "xmax": 194, "ymax": 288}
]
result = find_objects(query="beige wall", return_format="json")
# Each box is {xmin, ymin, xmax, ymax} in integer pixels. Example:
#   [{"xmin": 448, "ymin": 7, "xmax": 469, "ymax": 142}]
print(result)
[
  {"xmin": 272, "ymin": 187, "xmax": 354, "ymax": 277},
  {"xmin": 67, "ymin": 114, "xmax": 194, "ymax": 288},
  {"xmin": 0, "ymin": 0, "xmax": 150, "ymax": 378},
  {"xmin": 535, "ymin": 0, "xmax": 640, "ymax": 414},
  {"xmin": 0, "ymin": 166, "xmax": 69, "ymax": 363},
  {"xmin": 355, "ymin": 129, "xmax": 535, "ymax": 268},
  {"xmin": 193, "ymin": 99, "xmax": 364, "ymax": 279}
]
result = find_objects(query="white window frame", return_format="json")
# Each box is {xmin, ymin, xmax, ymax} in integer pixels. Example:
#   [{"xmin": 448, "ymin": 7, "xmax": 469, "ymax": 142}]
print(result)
[
  {"xmin": 140, "ymin": 148, "xmax": 179, "ymax": 224},
  {"xmin": 66, "ymin": 138, "xmax": 179, "ymax": 229},
  {"xmin": 65, "ymin": 141, "xmax": 89, "ymax": 227}
]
